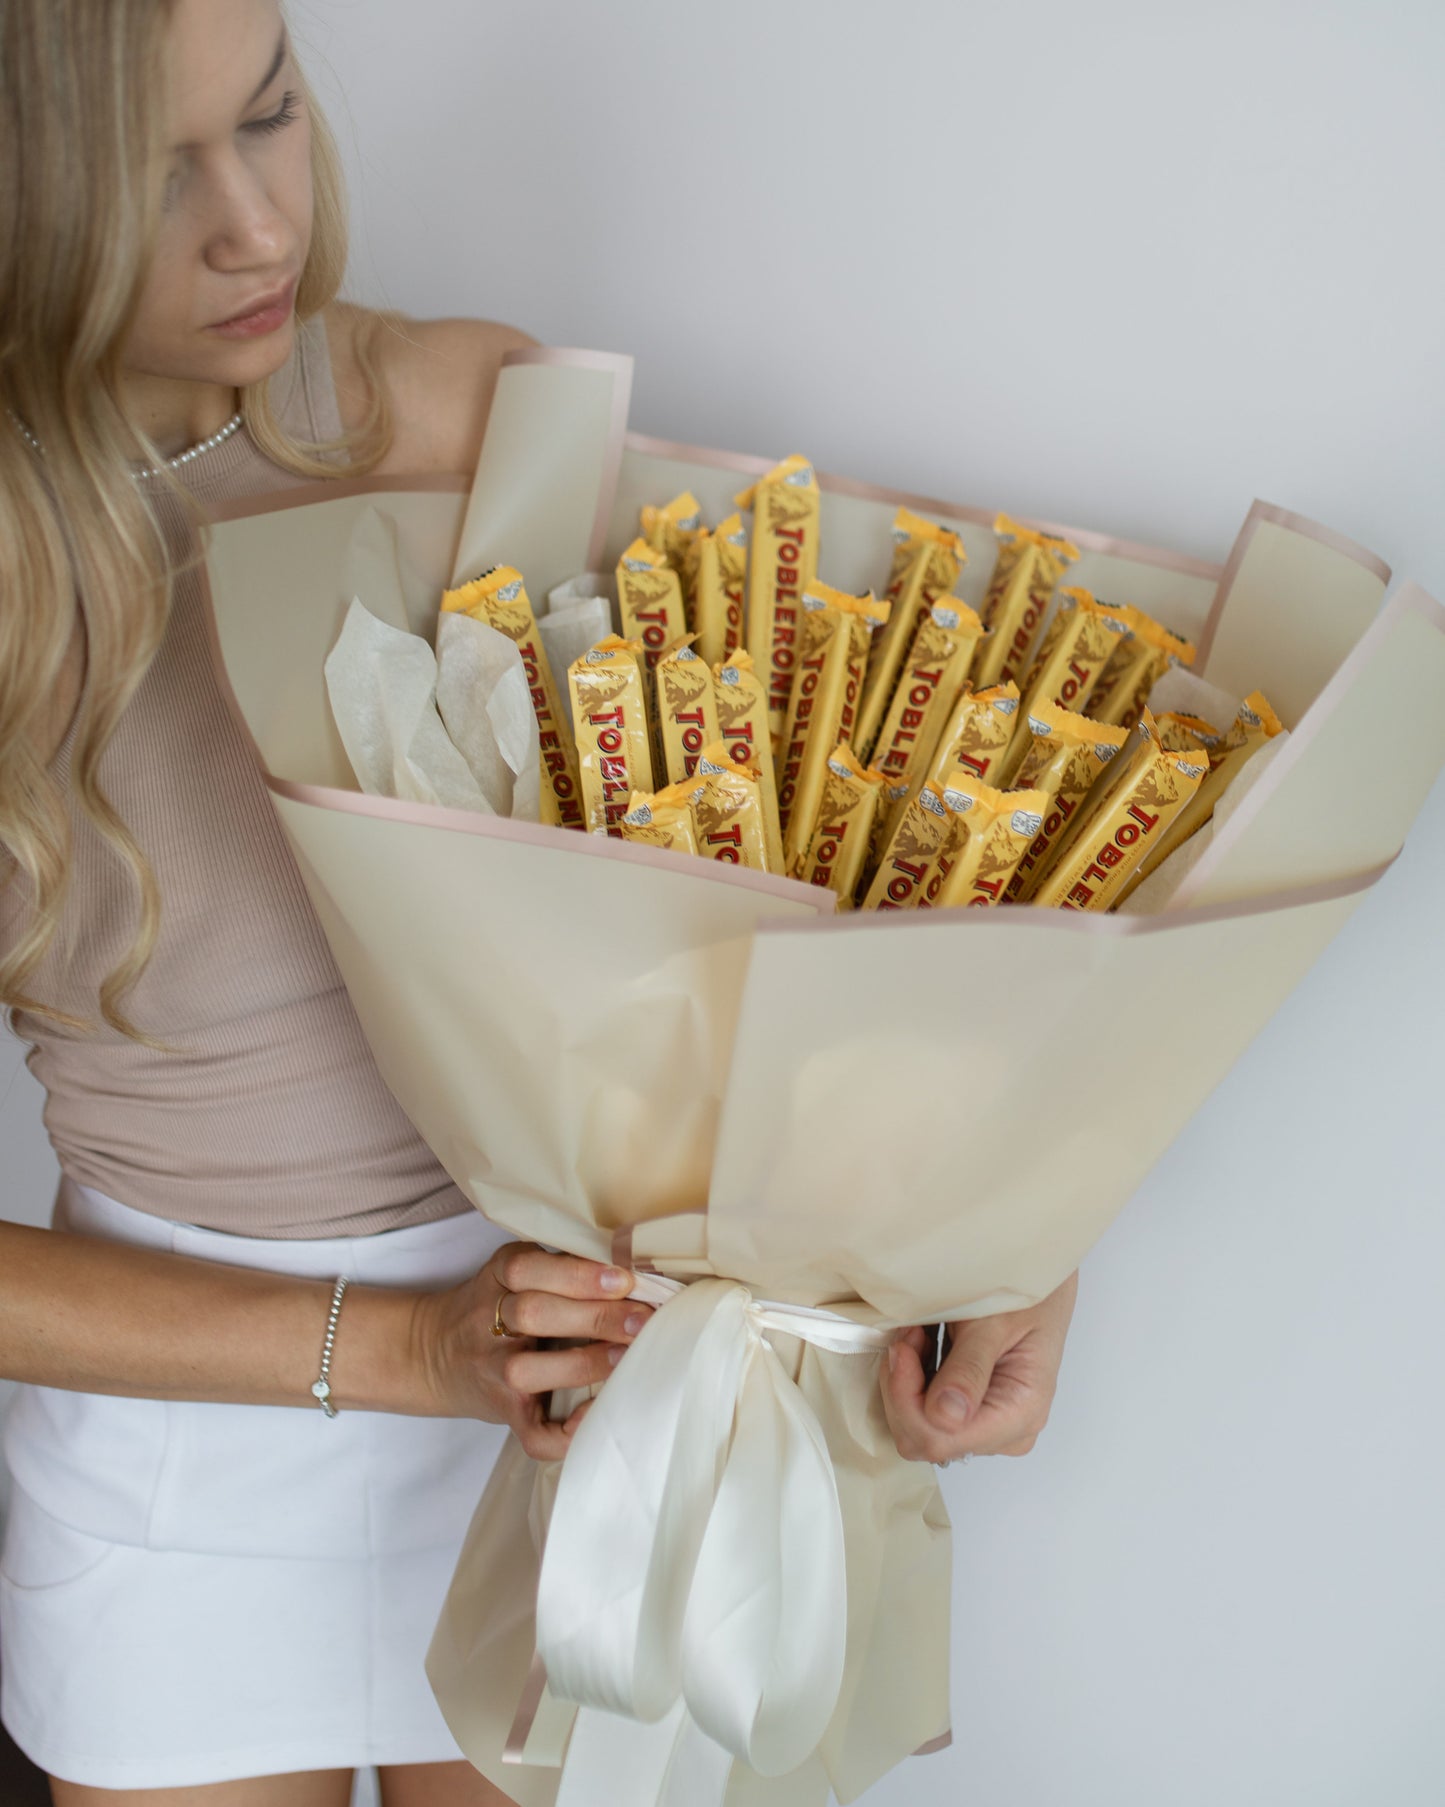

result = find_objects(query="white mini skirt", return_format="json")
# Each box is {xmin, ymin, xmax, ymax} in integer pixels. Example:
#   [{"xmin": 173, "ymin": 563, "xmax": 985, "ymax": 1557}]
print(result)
[{"xmin": 0, "ymin": 1183, "xmax": 515, "ymax": 1790}]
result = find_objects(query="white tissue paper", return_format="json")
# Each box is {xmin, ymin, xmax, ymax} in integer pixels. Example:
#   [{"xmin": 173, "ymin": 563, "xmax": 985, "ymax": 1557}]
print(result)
[
  {"xmin": 325, "ymin": 601, "xmax": 489, "ymax": 810},
  {"xmin": 435, "ymin": 611, "xmax": 542, "ymax": 821},
  {"xmin": 543, "ymin": 574, "xmax": 618, "ymax": 732}
]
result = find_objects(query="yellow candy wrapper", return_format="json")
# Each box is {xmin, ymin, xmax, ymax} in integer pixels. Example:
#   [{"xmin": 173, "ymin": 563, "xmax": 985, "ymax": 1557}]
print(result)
[
  {"xmin": 1088, "ymin": 607, "xmax": 1197, "ymax": 730},
  {"xmin": 1154, "ymin": 712, "xmax": 1223, "ymax": 756},
  {"xmin": 1030, "ymin": 712, "xmax": 1208, "ymax": 911},
  {"xmin": 776, "ymin": 584, "xmax": 888, "ymax": 870},
  {"xmin": 656, "ymin": 640, "xmax": 721, "ymax": 784},
  {"xmin": 616, "ymin": 537, "xmax": 689, "ymax": 671},
  {"xmin": 735, "ymin": 454, "xmax": 821, "ymax": 736},
  {"xmin": 689, "ymin": 513, "xmax": 747, "ymax": 668},
  {"xmin": 689, "ymin": 743, "xmax": 774, "ymax": 873},
  {"xmin": 712, "ymin": 650, "xmax": 784, "ymax": 875},
  {"xmin": 640, "ymin": 490, "xmax": 703, "ymax": 588},
  {"xmin": 796, "ymin": 745, "xmax": 888, "ymax": 907},
  {"xmin": 618, "ymin": 785, "xmax": 701, "ymax": 857},
  {"xmin": 995, "ymin": 589, "xmax": 1119, "ymax": 787},
  {"xmin": 861, "ymin": 782, "xmax": 953, "ymax": 911},
  {"xmin": 856, "ymin": 508, "xmax": 966, "ymax": 762},
  {"xmin": 973, "ymin": 516, "xmax": 1081, "ymax": 690},
  {"xmin": 1005, "ymin": 702, "xmax": 1130, "ymax": 903},
  {"xmin": 924, "ymin": 681, "xmax": 1023, "ymax": 785},
  {"xmin": 440, "ymin": 565, "xmax": 584, "ymax": 830},
  {"xmin": 1121, "ymin": 690, "xmax": 1283, "ymax": 898},
  {"xmin": 867, "ymin": 600, "xmax": 986, "ymax": 802},
  {"xmin": 567, "ymin": 635, "xmax": 655, "ymax": 837},
  {"xmin": 922, "ymin": 777, "xmax": 1050, "ymax": 910}
]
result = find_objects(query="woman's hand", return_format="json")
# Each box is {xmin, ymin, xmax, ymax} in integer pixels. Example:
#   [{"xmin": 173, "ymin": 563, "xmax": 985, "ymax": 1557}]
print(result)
[
  {"xmin": 881, "ymin": 1271, "xmax": 1079, "ymax": 1466},
  {"xmin": 408, "ymin": 1243, "xmax": 652, "ymax": 1459}
]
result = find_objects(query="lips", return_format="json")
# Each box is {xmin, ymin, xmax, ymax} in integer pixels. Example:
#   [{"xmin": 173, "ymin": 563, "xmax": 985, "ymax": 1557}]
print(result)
[{"xmin": 208, "ymin": 275, "xmax": 298, "ymax": 335}]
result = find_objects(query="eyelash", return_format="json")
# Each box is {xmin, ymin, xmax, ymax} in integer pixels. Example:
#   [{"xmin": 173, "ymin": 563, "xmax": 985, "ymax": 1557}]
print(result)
[{"xmin": 247, "ymin": 90, "xmax": 302, "ymax": 137}]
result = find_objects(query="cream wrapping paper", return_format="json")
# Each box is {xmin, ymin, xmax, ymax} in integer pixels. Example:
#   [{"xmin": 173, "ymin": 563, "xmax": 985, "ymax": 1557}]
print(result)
[{"xmin": 203, "ymin": 351, "xmax": 1445, "ymax": 1807}]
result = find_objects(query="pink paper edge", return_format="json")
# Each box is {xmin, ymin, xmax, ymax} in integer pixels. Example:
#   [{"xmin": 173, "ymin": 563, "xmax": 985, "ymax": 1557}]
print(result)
[
  {"xmin": 1195, "ymin": 499, "xmax": 1393, "ymax": 673},
  {"xmin": 1169, "ymin": 580, "xmax": 1445, "ymax": 910},
  {"xmin": 757, "ymin": 855, "xmax": 1394, "ymax": 942},
  {"xmin": 264, "ymin": 776, "xmax": 838, "ymax": 914},
  {"xmin": 624, "ymin": 432, "xmax": 1223, "ymax": 581}
]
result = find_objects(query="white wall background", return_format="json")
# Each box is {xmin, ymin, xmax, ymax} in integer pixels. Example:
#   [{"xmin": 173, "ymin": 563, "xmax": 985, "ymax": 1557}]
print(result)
[{"xmin": 5, "ymin": 1, "xmax": 1443, "ymax": 1801}]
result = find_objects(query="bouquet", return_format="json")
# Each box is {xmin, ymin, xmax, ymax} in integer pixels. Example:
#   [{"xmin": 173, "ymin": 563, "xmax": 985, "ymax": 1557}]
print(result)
[{"xmin": 203, "ymin": 348, "xmax": 1445, "ymax": 1807}]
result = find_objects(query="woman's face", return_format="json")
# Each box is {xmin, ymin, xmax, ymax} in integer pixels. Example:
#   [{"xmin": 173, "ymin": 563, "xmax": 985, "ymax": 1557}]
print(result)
[{"xmin": 123, "ymin": 0, "xmax": 314, "ymax": 394}]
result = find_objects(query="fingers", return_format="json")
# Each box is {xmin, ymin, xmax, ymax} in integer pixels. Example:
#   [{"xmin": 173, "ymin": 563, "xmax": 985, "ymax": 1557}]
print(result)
[
  {"xmin": 925, "ymin": 1322, "xmax": 1000, "ymax": 1438},
  {"xmin": 498, "ymin": 1341, "xmax": 623, "ymax": 1399},
  {"xmin": 879, "ymin": 1325, "xmax": 936, "ymax": 1462},
  {"xmin": 883, "ymin": 1318, "xmax": 1032, "ymax": 1465},
  {"xmin": 491, "ymin": 1243, "xmax": 635, "ymax": 1303},
  {"xmin": 510, "ymin": 1373, "xmax": 597, "ymax": 1461},
  {"xmin": 497, "ymin": 1288, "xmax": 651, "ymax": 1346}
]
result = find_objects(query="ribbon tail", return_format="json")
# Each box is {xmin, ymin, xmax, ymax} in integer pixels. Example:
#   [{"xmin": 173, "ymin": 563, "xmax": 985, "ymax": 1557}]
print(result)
[
  {"xmin": 554, "ymin": 1701, "xmax": 690, "ymax": 1807},
  {"xmin": 658, "ymin": 1712, "xmax": 736, "ymax": 1807},
  {"xmin": 682, "ymin": 1338, "xmax": 849, "ymax": 1775}
]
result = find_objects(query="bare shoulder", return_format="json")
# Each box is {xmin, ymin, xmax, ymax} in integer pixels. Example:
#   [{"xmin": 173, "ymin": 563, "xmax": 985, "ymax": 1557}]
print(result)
[{"xmin": 324, "ymin": 303, "xmax": 537, "ymax": 476}]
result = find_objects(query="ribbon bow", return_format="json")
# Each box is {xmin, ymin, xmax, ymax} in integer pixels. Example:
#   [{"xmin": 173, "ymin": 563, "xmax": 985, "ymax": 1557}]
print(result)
[{"xmin": 529, "ymin": 1274, "xmax": 892, "ymax": 1807}]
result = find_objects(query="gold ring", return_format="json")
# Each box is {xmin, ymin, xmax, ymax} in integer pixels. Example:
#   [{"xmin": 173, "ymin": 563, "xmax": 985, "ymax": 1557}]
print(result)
[{"xmin": 491, "ymin": 1289, "xmax": 511, "ymax": 1339}]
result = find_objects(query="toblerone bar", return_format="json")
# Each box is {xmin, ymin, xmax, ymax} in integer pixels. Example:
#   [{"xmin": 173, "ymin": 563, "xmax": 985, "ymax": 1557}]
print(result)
[
  {"xmin": 868, "ymin": 600, "xmax": 985, "ymax": 805},
  {"xmin": 994, "ymin": 588, "xmax": 1119, "ymax": 787},
  {"xmin": 655, "ymin": 640, "xmax": 720, "ymax": 784},
  {"xmin": 922, "ymin": 777, "xmax": 1050, "ymax": 910},
  {"xmin": 855, "ymin": 508, "xmax": 966, "ymax": 762},
  {"xmin": 689, "ymin": 513, "xmax": 747, "ymax": 668},
  {"xmin": 972, "ymin": 516, "xmax": 1081, "ymax": 690},
  {"xmin": 735, "ymin": 455, "xmax": 821, "ymax": 738},
  {"xmin": 1030, "ymin": 711, "xmax": 1208, "ymax": 911},
  {"xmin": 1005, "ymin": 700, "xmax": 1130, "ymax": 902},
  {"xmin": 861, "ymin": 782, "xmax": 954, "ymax": 910},
  {"xmin": 863, "ymin": 680, "xmax": 1022, "ymax": 891},
  {"xmin": 1119, "ymin": 689, "xmax": 1282, "ymax": 899},
  {"xmin": 441, "ymin": 566, "xmax": 583, "ymax": 830},
  {"xmin": 617, "ymin": 538, "xmax": 689, "ymax": 672},
  {"xmin": 1088, "ymin": 606, "xmax": 1197, "ymax": 730},
  {"xmin": 641, "ymin": 491, "xmax": 703, "ymax": 607},
  {"xmin": 713, "ymin": 650, "xmax": 784, "ymax": 875},
  {"xmin": 775, "ymin": 583, "xmax": 889, "ymax": 871},
  {"xmin": 619, "ymin": 783, "xmax": 701, "ymax": 857},
  {"xmin": 567, "ymin": 636, "xmax": 655, "ymax": 837},
  {"xmin": 797, "ymin": 744, "xmax": 888, "ymax": 909},
  {"xmin": 689, "ymin": 744, "xmax": 774, "ymax": 873}
]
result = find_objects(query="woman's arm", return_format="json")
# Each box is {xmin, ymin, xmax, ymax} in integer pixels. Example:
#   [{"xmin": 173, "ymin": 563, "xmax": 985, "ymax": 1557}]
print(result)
[{"xmin": 0, "ymin": 1219, "xmax": 645, "ymax": 1459}]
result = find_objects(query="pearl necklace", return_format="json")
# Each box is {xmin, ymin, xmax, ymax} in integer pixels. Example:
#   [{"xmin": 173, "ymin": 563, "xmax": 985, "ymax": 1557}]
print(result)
[{"xmin": 6, "ymin": 407, "xmax": 245, "ymax": 481}]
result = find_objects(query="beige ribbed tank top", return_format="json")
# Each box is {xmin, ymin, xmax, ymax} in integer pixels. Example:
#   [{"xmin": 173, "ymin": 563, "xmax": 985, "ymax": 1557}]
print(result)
[{"xmin": 1, "ymin": 317, "xmax": 473, "ymax": 1239}]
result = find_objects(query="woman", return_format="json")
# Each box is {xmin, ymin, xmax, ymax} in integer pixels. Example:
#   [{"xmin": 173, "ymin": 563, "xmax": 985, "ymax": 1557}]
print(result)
[{"xmin": 0, "ymin": 1, "xmax": 1078, "ymax": 1802}]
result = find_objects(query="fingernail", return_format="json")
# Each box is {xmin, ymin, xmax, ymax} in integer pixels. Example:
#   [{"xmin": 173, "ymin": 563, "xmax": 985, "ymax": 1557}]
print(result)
[
  {"xmin": 599, "ymin": 1267, "xmax": 629, "ymax": 1294},
  {"xmin": 887, "ymin": 1344, "xmax": 899, "ymax": 1373},
  {"xmin": 937, "ymin": 1388, "xmax": 970, "ymax": 1427},
  {"xmin": 608, "ymin": 1346, "xmax": 626, "ymax": 1367},
  {"xmin": 623, "ymin": 1312, "xmax": 646, "ymax": 1337}
]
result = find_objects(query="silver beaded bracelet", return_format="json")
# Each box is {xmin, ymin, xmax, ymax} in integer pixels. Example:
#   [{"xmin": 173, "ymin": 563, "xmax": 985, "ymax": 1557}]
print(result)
[{"xmin": 311, "ymin": 1276, "xmax": 351, "ymax": 1419}]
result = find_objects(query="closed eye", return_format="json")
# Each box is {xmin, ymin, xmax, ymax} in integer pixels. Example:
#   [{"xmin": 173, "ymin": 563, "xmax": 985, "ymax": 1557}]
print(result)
[{"xmin": 245, "ymin": 90, "xmax": 302, "ymax": 137}]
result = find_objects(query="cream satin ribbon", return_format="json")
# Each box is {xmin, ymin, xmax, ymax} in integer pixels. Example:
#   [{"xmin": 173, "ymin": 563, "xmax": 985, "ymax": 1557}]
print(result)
[{"xmin": 530, "ymin": 1273, "xmax": 893, "ymax": 1807}]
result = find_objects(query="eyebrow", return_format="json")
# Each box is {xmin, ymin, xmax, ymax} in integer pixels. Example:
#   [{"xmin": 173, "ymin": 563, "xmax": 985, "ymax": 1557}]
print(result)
[{"xmin": 245, "ymin": 29, "xmax": 290, "ymax": 109}]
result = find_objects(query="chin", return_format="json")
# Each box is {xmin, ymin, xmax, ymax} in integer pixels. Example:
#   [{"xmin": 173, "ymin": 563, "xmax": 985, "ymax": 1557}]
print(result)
[{"xmin": 202, "ymin": 315, "xmax": 301, "ymax": 390}]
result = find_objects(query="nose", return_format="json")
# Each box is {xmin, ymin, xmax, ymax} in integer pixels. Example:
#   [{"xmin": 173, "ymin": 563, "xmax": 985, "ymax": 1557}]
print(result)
[{"xmin": 203, "ymin": 155, "xmax": 296, "ymax": 274}]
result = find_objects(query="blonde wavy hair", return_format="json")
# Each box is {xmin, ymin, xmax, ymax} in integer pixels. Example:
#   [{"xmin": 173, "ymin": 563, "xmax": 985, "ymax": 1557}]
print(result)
[{"xmin": 0, "ymin": 0, "xmax": 390, "ymax": 1040}]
